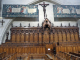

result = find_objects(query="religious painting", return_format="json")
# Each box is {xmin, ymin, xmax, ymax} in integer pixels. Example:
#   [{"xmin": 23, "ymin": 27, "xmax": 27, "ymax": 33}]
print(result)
[
  {"xmin": 57, "ymin": 7, "xmax": 63, "ymax": 13},
  {"xmin": 2, "ymin": 5, "xmax": 39, "ymax": 17},
  {"xmin": 53, "ymin": 5, "xmax": 80, "ymax": 17}
]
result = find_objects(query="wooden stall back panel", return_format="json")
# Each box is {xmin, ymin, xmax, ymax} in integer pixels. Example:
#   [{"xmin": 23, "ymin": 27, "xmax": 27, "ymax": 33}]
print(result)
[
  {"xmin": 3, "ymin": 47, "xmax": 6, "ymax": 52},
  {"xmin": 25, "ymin": 33, "xmax": 29, "ymax": 42},
  {"xmin": 37, "ymin": 47, "xmax": 39, "ymax": 54},
  {"xmin": 66, "ymin": 46, "xmax": 68, "ymax": 53},
  {"xmin": 50, "ymin": 33, "xmax": 54, "ymax": 43},
  {"xmin": 31, "ymin": 47, "xmax": 34, "ymax": 54},
  {"xmin": 47, "ymin": 34, "xmax": 49, "ymax": 43},
  {"xmin": 34, "ymin": 47, "xmax": 37, "ymax": 54},
  {"xmin": 60, "ymin": 46, "xmax": 62, "ymax": 52},
  {"xmin": 34, "ymin": 33, "xmax": 38, "ymax": 43},
  {"xmin": 40, "ymin": 47, "xmax": 43, "ymax": 54},
  {"xmin": 11, "ymin": 33, "xmax": 15, "ymax": 42},
  {"xmin": 19, "ymin": 47, "xmax": 22, "ymax": 54},
  {"xmin": 61, "ymin": 46, "xmax": 65, "ymax": 52},
  {"xmin": 39, "ymin": 33, "xmax": 42, "ymax": 43},
  {"xmin": 72, "ymin": 46, "xmax": 76, "ymax": 53},
  {"xmin": 20, "ymin": 47, "xmax": 23, "ymax": 54},
  {"xmin": 13, "ymin": 47, "xmax": 16, "ymax": 54},
  {"xmin": 6, "ymin": 47, "xmax": 9, "ymax": 55},
  {"xmin": 58, "ymin": 32, "xmax": 62, "ymax": 42},
  {"xmin": 59, "ymin": 46, "xmax": 61, "ymax": 53},
  {"xmin": 68, "ymin": 46, "xmax": 72, "ymax": 53},
  {"xmin": 22, "ymin": 47, "xmax": 25, "ymax": 54},
  {"xmin": 30, "ymin": 33, "xmax": 33, "ymax": 43},
  {"xmin": 75, "ymin": 32, "xmax": 79, "ymax": 41},
  {"xmin": 75, "ymin": 46, "xmax": 78, "ymax": 53},
  {"xmin": 8, "ymin": 47, "xmax": 10, "ymax": 54},
  {"xmin": 71, "ymin": 32, "xmax": 75, "ymax": 42},
  {"xmin": 33, "ymin": 47, "xmax": 35, "ymax": 54},
  {"xmin": 0, "ymin": 47, "xmax": 1, "ymax": 53},
  {"xmin": 28, "ymin": 47, "xmax": 31, "ymax": 54},
  {"xmin": 43, "ymin": 34, "xmax": 46, "ymax": 43},
  {"xmin": 16, "ymin": 47, "xmax": 19, "ymax": 54},
  {"xmin": 16, "ymin": 33, "xmax": 20, "ymax": 42},
  {"xmin": 56, "ymin": 46, "xmax": 59, "ymax": 54},
  {"xmin": 46, "ymin": 44, "xmax": 53, "ymax": 50},
  {"xmin": 24, "ymin": 47, "xmax": 27, "ymax": 54},
  {"xmin": 67, "ymin": 32, "xmax": 70, "ymax": 42},
  {"xmin": 64, "ymin": 46, "xmax": 67, "ymax": 52},
  {"xmin": 21, "ymin": 33, "xmax": 24, "ymax": 42},
  {"xmin": 25, "ymin": 47, "xmax": 28, "ymax": 54},
  {"xmin": 0, "ymin": 47, "xmax": 3, "ymax": 53},
  {"xmin": 63, "ymin": 32, "xmax": 66, "ymax": 42},
  {"xmin": 78, "ymin": 46, "xmax": 80, "ymax": 52},
  {"xmin": 43, "ymin": 34, "xmax": 49, "ymax": 43},
  {"xmin": 10, "ymin": 47, "xmax": 13, "ymax": 54},
  {"xmin": 42, "ymin": 47, "xmax": 45, "ymax": 54},
  {"xmin": 54, "ymin": 33, "xmax": 58, "ymax": 42}
]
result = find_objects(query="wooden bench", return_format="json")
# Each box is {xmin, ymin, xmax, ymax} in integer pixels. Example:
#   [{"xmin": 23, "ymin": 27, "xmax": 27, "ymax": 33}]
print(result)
[
  {"xmin": 2, "ymin": 52, "xmax": 17, "ymax": 60},
  {"xmin": 58, "ymin": 51, "xmax": 80, "ymax": 60},
  {"xmin": 46, "ymin": 54, "xmax": 53, "ymax": 60},
  {"xmin": 0, "ymin": 52, "xmax": 6, "ymax": 60}
]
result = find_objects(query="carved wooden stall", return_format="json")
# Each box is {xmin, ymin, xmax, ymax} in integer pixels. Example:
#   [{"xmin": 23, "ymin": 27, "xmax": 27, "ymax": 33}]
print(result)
[{"xmin": 0, "ymin": 18, "xmax": 80, "ymax": 60}]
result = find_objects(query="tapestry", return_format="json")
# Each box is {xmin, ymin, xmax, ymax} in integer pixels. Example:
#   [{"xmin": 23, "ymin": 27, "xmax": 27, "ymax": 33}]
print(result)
[
  {"xmin": 2, "ymin": 5, "xmax": 39, "ymax": 17},
  {"xmin": 53, "ymin": 5, "xmax": 80, "ymax": 17}
]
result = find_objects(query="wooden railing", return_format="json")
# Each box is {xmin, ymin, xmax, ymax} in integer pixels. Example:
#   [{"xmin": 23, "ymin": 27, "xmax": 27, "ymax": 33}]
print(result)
[
  {"xmin": 27, "ymin": 54, "xmax": 53, "ymax": 60},
  {"xmin": 46, "ymin": 54, "xmax": 53, "ymax": 60},
  {"xmin": 56, "ymin": 45, "xmax": 80, "ymax": 54},
  {"xmin": 2, "ymin": 52, "xmax": 17, "ymax": 60},
  {"xmin": 56, "ymin": 51, "xmax": 80, "ymax": 60},
  {"xmin": 55, "ymin": 55, "xmax": 63, "ymax": 60}
]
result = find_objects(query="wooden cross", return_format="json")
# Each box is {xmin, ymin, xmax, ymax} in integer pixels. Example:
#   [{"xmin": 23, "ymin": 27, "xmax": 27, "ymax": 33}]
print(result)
[
  {"xmin": 0, "ymin": 20, "xmax": 5, "ymax": 26},
  {"xmin": 39, "ymin": 2, "xmax": 49, "ymax": 19}
]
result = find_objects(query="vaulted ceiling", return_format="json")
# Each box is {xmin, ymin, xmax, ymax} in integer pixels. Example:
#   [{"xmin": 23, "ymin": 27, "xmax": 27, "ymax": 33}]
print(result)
[
  {"xmin": 2, "ymin": 0, "xmax": 80, "ymax": 5},
  {"xmin": 29, "ymin": 0, "xmax": 61, "ymax": 5}
]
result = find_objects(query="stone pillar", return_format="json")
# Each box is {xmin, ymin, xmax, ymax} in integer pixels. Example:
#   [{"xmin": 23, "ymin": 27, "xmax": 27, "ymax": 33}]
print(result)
[{"xmin": 77, "ymin": 19, "xmax": 80, "ymax": 36}]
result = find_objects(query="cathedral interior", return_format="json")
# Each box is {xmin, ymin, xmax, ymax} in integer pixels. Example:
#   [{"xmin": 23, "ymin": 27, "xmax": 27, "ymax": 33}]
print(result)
[{"xmin": 0, "ymin": 0, "xmax": 80, "ymax": 60}]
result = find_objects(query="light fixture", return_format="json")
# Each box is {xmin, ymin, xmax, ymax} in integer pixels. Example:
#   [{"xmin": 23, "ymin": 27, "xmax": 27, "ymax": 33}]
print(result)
[{"xmin": 48, "ymin": 48, "xmax": 50, "ymax": 50}]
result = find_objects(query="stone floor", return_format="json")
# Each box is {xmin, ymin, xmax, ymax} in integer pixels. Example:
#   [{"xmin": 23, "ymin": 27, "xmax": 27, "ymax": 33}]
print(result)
[{"xmin": 30, "ymin": 59, "xmax": 45, "ymax": 60}]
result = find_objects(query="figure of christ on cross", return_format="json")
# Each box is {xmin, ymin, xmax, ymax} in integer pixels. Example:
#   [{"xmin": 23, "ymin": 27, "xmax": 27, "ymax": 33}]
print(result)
[{"xmin": 39, "ymin": 2, "xmax": 49, "ymax": 19}]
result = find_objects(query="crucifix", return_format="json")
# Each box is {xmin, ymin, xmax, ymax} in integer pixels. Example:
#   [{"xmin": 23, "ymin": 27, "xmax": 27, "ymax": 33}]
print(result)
[
  {"xmin": 39, "ymin": 2, "xmax": 49, "ymax": 19},
  {"xmin": 0, "ymin": 20, "xmax": 5, "ymax": 26}
]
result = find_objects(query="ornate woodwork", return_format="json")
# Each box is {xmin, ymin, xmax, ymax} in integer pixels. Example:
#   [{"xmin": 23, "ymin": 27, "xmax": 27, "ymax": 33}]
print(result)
[{"xmin": 0, "ymin": 18, "xmax": 80, "ymax": 60}]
